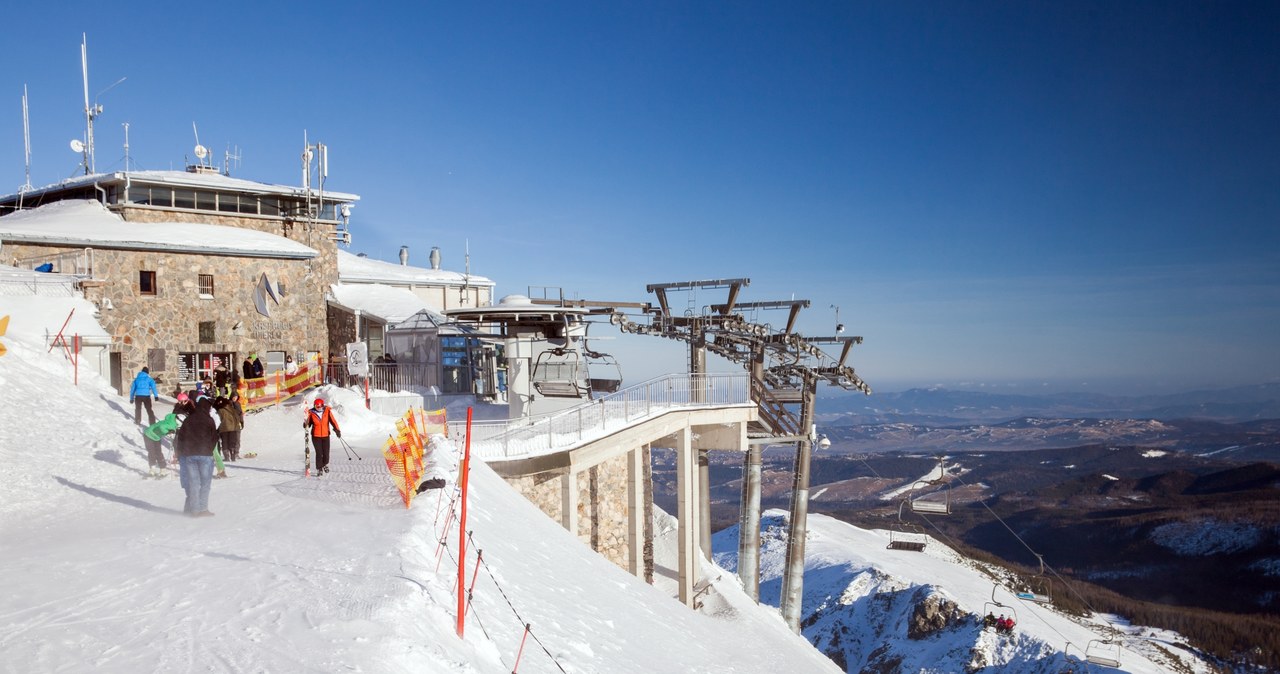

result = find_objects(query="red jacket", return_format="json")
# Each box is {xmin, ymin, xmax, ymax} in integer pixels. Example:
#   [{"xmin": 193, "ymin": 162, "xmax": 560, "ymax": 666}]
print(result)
[{"xmin": 305, "ymin": 406, "xmax": 340, "ymax": 438}]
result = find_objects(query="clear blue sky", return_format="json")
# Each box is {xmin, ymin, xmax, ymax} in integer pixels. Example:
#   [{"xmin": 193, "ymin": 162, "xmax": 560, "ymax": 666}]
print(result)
[{"xmin": 4, "ymin": 1, "xmax": 1278, "ymax": 394}]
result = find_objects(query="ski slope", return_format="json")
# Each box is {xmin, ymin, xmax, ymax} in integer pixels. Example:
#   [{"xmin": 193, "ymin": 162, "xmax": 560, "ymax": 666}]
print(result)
[{"xmin": 0, "ymin": 297, "xmax": 839, "ymax": 673}]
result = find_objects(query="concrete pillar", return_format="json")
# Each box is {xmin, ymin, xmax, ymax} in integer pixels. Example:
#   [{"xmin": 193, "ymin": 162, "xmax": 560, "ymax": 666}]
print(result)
[
  {"xmin": 698, "ymin": 449, "xmax": 712, "ymax": 561},
  {"xmin": 780, "ymin": 375, "xmax": 817, "ymax": 633},
  {"xmin": 626, "ymin": 445, "xmax": 645, "ymax": 577},
  {"xmin": 560, "ymin": 470, "xmax": 579, "ymax": 538},
  {"xmin": 737, "ymin": 443, "xmax": 762, "ymax": 601},
  {"xmin": 676, "ymin": 427, "xmax": 697, "ymax": 606}
]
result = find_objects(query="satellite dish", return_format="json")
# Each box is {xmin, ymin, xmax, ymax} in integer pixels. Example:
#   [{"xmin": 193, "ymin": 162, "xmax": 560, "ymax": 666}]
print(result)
[
  {"xmin": 194, "ymin": 144, "xmax": 208, "ymax": 160},
  {"xmin": 70, "ymin": 139, "xmax": 85, "ymax": 153}
]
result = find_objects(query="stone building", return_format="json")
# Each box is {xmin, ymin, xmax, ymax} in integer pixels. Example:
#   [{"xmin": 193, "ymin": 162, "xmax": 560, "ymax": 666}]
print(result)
[{"xmin": 0, "ymin": 167, "xmax": 359, "ymax": 393}]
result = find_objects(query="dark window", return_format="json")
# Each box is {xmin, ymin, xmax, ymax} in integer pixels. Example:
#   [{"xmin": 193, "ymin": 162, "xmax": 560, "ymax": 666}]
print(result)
[
  {"xmin": 196, "ymin": 191, "xmax": 216, "ymax": 211},
  {"xmin": 237, "ymin": 195, "xmax": 258, "ymax": 214},
  {"xmin": 174, "ymin": 189, "xmax": 195, "ymax": 209},
  {"xmin": 150, "ymin": 188, "xmax": 173, "ymax": 207},
  {"xmin": 139, "ymin": 270, "xmax": 157, "ymax": 295},
  {"xmin": 216, "ymin": 193, "xmax": 237, "ymax": 212},
  {"xmin": 260, "ymin": 198, "xmax": 281, "ymax": 216},
  {"xmin": 198, "ymin": 321, "xmax": 215, "ymax": 344},
  {"xmin": 198, "ymin": 274, "xmax": 214, "ymax": 297},
  {"xmin": 130, "ymin": 187, "xmax": 150, "ymax": 205}
]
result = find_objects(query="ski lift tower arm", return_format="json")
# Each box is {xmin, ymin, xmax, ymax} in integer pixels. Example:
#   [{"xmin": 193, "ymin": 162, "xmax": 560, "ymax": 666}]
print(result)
[
  {"xmin": 646, "ymin": 278, "xmax": 751, "ymax": 317},
  {"xmin": 712, "ymin": 299, "xmax": 811, "ymax": 333}
]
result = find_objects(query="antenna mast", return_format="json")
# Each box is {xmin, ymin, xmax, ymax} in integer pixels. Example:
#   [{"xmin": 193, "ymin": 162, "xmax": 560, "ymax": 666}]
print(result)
[
  {"xmin": 81, "ymin": 34, "xmax": 94, "ymax": 174},
  {"xmin": 21, "ymin": 85, "xmax": 33, "ymax": 194}
]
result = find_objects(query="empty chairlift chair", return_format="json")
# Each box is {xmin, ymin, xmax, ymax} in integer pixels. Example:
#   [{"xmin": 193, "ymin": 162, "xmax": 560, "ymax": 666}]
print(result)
[
  {"xmin": 531, "ymin": 348, "xmax": 589, "ymax": 399},
  {"xmin": 909, "ymin": 456, "xmax": 951, "ymax": 515},
  {"xmin": 583, "ymin": 347, "xmax": 622, "ymax": 395},
  {"xmin": 1085, "ymin": 639, "xmax": 1122, "ymax": 669},
  {"xmin": 886, "ymin": 499, "xmax": 929, "ymax": 552},
  {"xmin": 1016, "ymin": 554, "xmax": 1053, "ymax": 604}
]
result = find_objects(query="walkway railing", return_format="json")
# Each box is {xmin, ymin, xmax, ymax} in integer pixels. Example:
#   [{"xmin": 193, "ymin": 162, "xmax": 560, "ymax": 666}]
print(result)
[{"xmin": 454, "ymin": 372, "xmax": 751, "ymax": 461}]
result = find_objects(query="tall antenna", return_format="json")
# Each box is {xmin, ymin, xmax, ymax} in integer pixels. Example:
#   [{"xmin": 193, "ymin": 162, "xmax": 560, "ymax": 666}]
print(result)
[
  {"xmin": 73, "ymin": 34, "xmax": 124, "ymax": 176},
  {"xmin": 462, "ymin": 239, "xmax": 472, "ymax": 304},
  {"xmin": 80, "ymin": 34, "xmax": 93, "ymax": 174},
  {"xmin": 122, "ymin": 122, "xmax": 130, "ymax": 171},
  {"xmin": 21, "ymin": 85, "xmax": 33, "ymax": 194}
]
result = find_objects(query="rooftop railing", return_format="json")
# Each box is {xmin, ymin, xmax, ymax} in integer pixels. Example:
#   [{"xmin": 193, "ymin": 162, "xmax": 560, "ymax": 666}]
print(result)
[{"xmin": 453, "ymin": 372, "xmax": 751, "ymax": 461}]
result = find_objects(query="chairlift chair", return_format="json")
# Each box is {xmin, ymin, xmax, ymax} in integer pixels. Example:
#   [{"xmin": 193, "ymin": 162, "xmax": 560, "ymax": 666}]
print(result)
[
  {"xmin": 1016, "ymin": 555, "xmax": 1053, "ymax": 604},
  {"xmin": 909, "ymin": 456, "xmax": 952, "ymax": 515},
  {"xmin": 583, "ymin": 347, "xmax": 622, "ymax": 395},
  {"xmin": 886, "ymin": 500, "xmax": 928, "ymax": 552},
  {"xmin": 531, "ymin": 348, "xmax": 589, "ymax": 399},
  {"xmin": 1085, "ymin": 639, "xmax": 1121, "ymax": 669},
  {"xmin": 983, "ymin": 586, "xmax": 1018, "ymax": 634}
]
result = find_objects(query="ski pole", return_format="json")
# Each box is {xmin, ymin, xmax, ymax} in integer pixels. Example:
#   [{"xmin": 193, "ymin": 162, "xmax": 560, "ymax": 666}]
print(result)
[{"xmin": 339, "ymin": 435, "xmax": 362, "ymax": 460}]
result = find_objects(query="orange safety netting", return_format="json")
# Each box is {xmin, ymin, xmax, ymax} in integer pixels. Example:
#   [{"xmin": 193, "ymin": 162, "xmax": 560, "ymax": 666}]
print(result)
[
  {"xmin": 239, "ymin": 361, "xmax": 323, "ymax": 411},
  {"xmin": 382, "ymin": 407, "xmax": 446, "ymax": 508}
]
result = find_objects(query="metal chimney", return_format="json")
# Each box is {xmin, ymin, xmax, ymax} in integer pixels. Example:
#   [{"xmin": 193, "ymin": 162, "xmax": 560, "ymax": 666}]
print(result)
[
  {"xmin": 399, "ymin": 246, "xmax": 409, "ymax": 266},
  {"xmin": 430, "ymin": 246, "xmax": 441, "ymax": 270}
]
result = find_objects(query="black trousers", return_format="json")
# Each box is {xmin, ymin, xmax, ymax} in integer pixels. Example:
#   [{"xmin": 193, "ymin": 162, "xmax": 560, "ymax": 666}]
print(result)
[
  {"xmin": 134, "ymin": 397, "xmax": 155, "ymax": 425},
  {"xmin": 144, "ymin": 435, "xmax": 166, "ymax": 468},
  {"xmin": 312, "ymin": 436, "xmax": 331, "ymax": 471}
]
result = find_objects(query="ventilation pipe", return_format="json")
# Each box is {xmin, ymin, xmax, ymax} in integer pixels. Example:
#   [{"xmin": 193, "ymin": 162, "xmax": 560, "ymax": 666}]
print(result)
[
  {"xmin": 399, "ymin": 246, "xmax": 409, "ymax": 266},
  {"xmin": 430, "ymin": 246, "xmax": 441, "ymax": 270}
]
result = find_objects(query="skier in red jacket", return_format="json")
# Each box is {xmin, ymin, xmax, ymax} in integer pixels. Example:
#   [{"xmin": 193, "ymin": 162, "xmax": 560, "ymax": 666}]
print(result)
[{"xmin": 304, "ymin": 397, "xmax": 341, "ymax": 476}]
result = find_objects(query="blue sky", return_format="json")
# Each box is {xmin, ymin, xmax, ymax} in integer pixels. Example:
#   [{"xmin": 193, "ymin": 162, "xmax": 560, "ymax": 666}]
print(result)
[{"xmin": 4, "ymin": 2, "xmax": 1278, "ymax": 393}]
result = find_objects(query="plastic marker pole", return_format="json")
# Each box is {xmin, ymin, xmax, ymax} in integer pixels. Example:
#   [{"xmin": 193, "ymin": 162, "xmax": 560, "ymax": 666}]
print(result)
[{"xmin": 456, "ymin": 406, "xmax": 473, "ymax": 637}]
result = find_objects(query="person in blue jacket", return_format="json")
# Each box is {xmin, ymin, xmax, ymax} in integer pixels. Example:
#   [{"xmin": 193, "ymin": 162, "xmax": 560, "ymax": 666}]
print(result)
[{"xmin": 130, "ymin": 367, "xmax": 159, "ymax": 425}]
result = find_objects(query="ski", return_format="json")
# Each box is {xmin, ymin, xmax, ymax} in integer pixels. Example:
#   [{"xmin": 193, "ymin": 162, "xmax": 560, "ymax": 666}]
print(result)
[{"xmin": 304, "ymin": 432, "xmax": 311, "ymax": 477}]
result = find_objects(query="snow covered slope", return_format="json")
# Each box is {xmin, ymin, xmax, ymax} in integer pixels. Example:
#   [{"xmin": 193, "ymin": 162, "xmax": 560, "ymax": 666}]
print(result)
[
  {"xmin": 0, "ymin": 297, "xmax": 838, "ymax": 673},
  {"xmin": 713, "ymin": 510, "xmax": 1211, "ymax": 673}
]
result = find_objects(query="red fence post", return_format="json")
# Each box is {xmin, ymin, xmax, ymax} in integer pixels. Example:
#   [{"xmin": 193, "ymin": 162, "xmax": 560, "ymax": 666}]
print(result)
[{"xmin": 456, "ymin": 407, "xmax": 473, "ymax": 637}]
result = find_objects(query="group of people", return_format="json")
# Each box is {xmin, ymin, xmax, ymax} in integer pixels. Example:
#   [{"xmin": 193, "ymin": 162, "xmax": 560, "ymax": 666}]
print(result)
[
  {"xmin": 132, "ymin": 366, "xmax": 250, "ymax": 518},
  {"xmin": 983, "ymin": 612, "xmax": 1016, "ymax": 634},
  {"xmin": 129, "ymin": 354, "xmax": 343, "ymax": 515}
]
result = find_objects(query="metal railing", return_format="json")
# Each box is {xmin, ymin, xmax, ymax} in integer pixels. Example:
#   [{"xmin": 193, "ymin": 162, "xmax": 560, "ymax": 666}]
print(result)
[
  {"xmin": 453, "ymin": 372, "xmax": 751, "ymax": 461},
  {"xmin": 13, "ymin": 247, "xmax": 94, "ymax": 277}
]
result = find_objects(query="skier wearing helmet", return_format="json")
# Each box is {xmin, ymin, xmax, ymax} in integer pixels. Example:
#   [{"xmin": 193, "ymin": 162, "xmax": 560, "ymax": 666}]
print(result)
[{"xmin": 304, "ymin": 397, "xmax": 342, "ymax": 475}]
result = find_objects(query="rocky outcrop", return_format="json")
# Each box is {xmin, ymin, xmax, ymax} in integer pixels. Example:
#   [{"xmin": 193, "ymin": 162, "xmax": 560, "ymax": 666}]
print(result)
[{"xmin": 907, "ymin": 591, "xmax": 965, "ymax": 640}]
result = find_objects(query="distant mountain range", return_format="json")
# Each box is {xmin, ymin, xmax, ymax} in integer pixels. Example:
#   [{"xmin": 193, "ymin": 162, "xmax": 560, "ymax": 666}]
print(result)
[{"xmin": 817, "ymin": 383, "xmax": 1280, "ymax": 425}]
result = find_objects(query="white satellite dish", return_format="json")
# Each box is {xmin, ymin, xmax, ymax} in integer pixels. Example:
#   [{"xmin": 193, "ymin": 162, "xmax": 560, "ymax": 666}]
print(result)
[
  {"xmin": 194, "ymin": 144, "xmax": 208, "ymax": 160},
  {"xmin": 70, "ymin": 138, "xmax": 85, "ymax": 153}
]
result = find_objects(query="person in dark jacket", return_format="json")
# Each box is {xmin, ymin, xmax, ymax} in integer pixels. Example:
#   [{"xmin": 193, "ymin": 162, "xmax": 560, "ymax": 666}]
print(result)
[
  {"xmin": 175, "ymin": 394, "xmax": 221, "ymax": 516},
  {"xmin": 303, "ymin": 397, "xmax": 342, "ymax": 475},
  {"xmin": 213, "ymin": 362, "xmax": 231, "ymax": 397},
  {"xmin": 129, "ymin": 367, "xmax": 159, "ymax": 425},
  {"xmin": 214, "ymin": 394, "xmax": 245, "ymax": 461}
]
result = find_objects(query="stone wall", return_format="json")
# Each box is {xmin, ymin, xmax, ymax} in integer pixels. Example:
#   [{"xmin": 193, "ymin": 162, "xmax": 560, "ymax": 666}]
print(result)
[
  {"xmin": 2, "ymin": 240, "xmax": 325, "ymax": 394},
  {"xmin": 504, "ymin": 450, "xmax": 639, "ymax": 572}
]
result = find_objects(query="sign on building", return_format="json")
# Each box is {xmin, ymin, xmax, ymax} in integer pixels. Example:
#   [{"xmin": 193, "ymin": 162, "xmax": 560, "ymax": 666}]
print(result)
[{"xmin": 346, "ymin": 341, "xmax": 368, "ymax": 377}]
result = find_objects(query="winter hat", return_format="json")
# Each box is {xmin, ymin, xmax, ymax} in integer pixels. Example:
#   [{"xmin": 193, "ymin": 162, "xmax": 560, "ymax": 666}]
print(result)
[
  {"xmin": 314, "ymin": 398, "xmax": 325, "ymax": 408},
  {"xmin": 177, "ymin": 392, "xmax": 189, "ymax": 403},
  {"xmin": 141, "ymin": 367, "xmax": 149, "ymax": 374}
]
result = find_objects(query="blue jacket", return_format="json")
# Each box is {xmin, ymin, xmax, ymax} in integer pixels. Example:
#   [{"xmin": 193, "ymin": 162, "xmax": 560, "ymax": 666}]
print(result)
[{"xmin": 130, "ymin": 371, "xmax": 158, "ymax": 400}]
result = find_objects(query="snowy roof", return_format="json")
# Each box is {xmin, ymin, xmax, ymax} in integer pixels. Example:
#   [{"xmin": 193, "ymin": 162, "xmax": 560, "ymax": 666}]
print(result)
[
  {"xmin": 0, "ymin": 200, "xmax": 318, "ymax": 259},
  {"xmin": 337, "ymin": 249, "xmax": 494, "ymax": 287},
  {"xmin": 328, "ymin": 282, "xmax": 450, "ymax": 325},
  {"xmin": 0, "ymin": 169, "xmax": 359, "ymax": 203}
]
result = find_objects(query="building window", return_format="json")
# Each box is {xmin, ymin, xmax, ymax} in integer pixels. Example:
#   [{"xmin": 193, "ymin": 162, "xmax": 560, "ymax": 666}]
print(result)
[
  {"xmin": 198, "ymin": 321, "xmax": 215, "ymax": 344},
  {"xmin": 139, "ymin": 270, "xmax": 157, "ymax": 295},
  {"xmin": 198, "ymin": 274, "xmax": 214, "ymax": 298}
]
